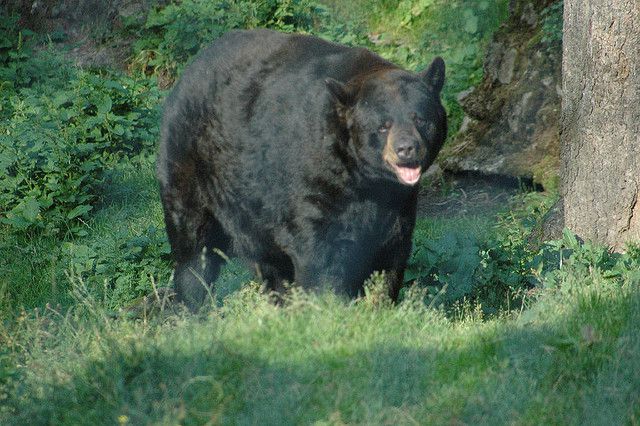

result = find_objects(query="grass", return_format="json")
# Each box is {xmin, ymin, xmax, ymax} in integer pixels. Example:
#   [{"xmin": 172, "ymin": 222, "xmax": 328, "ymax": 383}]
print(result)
[
  {"xmin": 2, "ymin": 268, "xmax": 639, "ymax": 424},
  {"xmin": 6, "ymin": 144, "xmax": 638, "ymax": 423},
  {"xmin": 2, "ymin": 156, "xmax": 639, "ymax": 423}
]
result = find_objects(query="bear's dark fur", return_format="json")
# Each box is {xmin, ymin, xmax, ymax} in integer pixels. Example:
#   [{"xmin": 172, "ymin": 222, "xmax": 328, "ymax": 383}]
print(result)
[{"xmin": 157, "ymin": 29, "xmax": 446, "ymax": 309}]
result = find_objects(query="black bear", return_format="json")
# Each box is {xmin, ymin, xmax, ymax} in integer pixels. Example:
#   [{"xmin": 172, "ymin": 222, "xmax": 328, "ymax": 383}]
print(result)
[{"xmin": 157, "ymin": 29, "xmax": 446, "ymax": 309}]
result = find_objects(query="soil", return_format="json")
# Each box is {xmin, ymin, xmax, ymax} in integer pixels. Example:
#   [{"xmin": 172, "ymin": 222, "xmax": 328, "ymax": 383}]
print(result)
[{"xmin": 417, "ymin": 170, "xmax": 538, "ymax": 218}]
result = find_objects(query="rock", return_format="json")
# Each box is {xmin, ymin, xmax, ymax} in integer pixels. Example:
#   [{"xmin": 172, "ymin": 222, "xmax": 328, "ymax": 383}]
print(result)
[
  {"xmin": 441, "ymin": 0, "xmax": 562, "ymax": 189},
  {"xmin": 423, "ymin": 163, "xmax": 443, "ymax": 180},
  {"xmin": 457, "ymin": 115, "xmax": 475, "ymax": 134},
  {"xmin": 498, "ymin": 48, "xmax": 518, "ymax": 84},
  {"xmin": 456, "ymin": 87, "xmax": 475, "ymax": 103},
  {"xmin": 520, "ymin": 2, "xmax": 539, "ymax": 27},
  {"xmin": 485, "ymin": 41, "xmax": 505, "ymax": 83}
]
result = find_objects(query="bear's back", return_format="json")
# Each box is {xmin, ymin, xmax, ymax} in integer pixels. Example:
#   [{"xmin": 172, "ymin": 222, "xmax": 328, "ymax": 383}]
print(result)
[
  {"xmin": 163, "ymin": 29, "xmax": 393, "ymax": 128},
  {"xmin": 158, "ymin": 30, "xmax": 394, "ymax": 194}
]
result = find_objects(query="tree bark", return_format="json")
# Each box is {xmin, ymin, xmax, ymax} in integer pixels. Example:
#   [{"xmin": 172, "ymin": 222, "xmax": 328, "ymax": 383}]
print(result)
[{"xmin": 561, "ymin": 0, "xmax": 640, "ymax": 250}]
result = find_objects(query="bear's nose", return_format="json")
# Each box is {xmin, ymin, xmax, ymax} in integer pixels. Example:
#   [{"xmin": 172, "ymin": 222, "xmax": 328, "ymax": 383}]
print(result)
[{"xmin": 395, "ymin": 140, "xmax": 417, "ymax": 162}]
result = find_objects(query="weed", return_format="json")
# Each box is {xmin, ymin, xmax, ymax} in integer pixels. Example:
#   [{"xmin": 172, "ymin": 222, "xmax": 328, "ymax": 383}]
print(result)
[
  {"xmin": 62, "ymin": 225, "xmax": 172, "ymax": 309},
  {"xmin": 405, "ymin": 192, "xmax": 555, "ymax": 314}
]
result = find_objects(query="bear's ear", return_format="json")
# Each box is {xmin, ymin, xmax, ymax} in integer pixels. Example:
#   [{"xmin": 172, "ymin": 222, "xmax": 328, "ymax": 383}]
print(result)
[
  {"xmin": 325, "ymin": 78, "xmax": 355, "ymax": 106},
  {"xmin": 419, "ymin": 57, "xmax": 445, "ymax": 94}
]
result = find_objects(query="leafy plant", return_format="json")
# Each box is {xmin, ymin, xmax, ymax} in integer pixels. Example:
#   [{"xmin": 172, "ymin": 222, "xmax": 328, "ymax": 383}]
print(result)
[
  {"xmin": 0, "ymin": 76, "xmax": 161, "ymax": 235},
  {"xmin": 0, "ymin": 18, "xmax": 161, "ymax": 236},
  {"xmin": 405, "ymin": 192, "xmax": 554, "ymax": 312},
  {"xmin": 540, "ymin": 1, "xmax": 563, "ymax": 47},
  {"xmin": 405, "ymin": 230, "xmax": 481, "ymax": 303},
  {"xmin": 533, "ymin": 230, "xmax": 640, "ymax": 294},
  {"xmin": 63, "ymin": 225, "xmax": 172, "ymax": 308},
  {"xmin": 129, "ymin": 0, "xmax": 328, "ymax": 83}
]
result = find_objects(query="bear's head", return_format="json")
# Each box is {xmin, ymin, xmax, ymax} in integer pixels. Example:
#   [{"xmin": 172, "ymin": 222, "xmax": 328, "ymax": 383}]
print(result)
[{"xmin": 326, "ymin": 57, "xmax": 446, "ymax": 186}]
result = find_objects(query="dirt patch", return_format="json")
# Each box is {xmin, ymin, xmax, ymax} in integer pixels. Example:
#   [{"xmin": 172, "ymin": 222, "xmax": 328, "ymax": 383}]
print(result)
[
  {"xmin": 12, "ymin": 0, "xmax": 155, "ymax": 70},
  {"xmin": 60, "ymin": 35, "xmax": 133, "ymax": 70},
  {"xmin": 417, "ymin": 170, "xmax": 539, "ymax": 218}
]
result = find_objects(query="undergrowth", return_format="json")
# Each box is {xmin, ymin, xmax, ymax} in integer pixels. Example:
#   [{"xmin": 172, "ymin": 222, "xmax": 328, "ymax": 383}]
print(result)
[
  {"xmin": 127, "ymin": 0, "xmax": 328, "ymax": 85},
  {"xmin": 0, "ymin": 14, "xmax": 161, "ymax": 236},
  {"xmin": 321, "ymin": 0, "xmax": 509, "ymax": 134},
  {"xmin": 540, "ymin": 1, "xmax": 563, "ymax": 48},
  {"xmin": 1, "ymin": 0, "xmax": 513, "ymax": 313},
  {"xmin": 406, "ymin": 192, "xmax": 554, "ymax": 314},
  {"xmin": 1, "ymin": 0, "xmax": 509, "ymax": 237}
]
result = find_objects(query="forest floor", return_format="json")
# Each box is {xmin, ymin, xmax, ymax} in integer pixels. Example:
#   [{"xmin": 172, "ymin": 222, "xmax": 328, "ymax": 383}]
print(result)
[{"xmin": 418, "ymin": 170, "xmax": 527, "ymax": 218}]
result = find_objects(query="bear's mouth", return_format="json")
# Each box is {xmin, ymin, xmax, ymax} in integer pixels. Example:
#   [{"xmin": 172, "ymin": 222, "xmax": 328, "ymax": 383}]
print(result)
[{"xmin": 389, "ymin": 162, "xmax": 422, "ymax": 186}]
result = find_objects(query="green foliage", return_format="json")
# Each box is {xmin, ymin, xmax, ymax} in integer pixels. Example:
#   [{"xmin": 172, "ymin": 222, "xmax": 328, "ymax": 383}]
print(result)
[
  {"xmin": 406, "ymin": 193, "xmax": 553, "ymax": 312},
  {"xmin": 406, "ymin": 229, "xmax": 480, "ymax": 301},
  {"xmin": 0, "ymin": 16, "xmax": 161, "ymax": 236},
  {"xmin": 130, "ymin": 0, "xmax": 328, "ymax": 80},
  {"xmin": 540, "ymin": 1, "xmax": 563, "ymax": 47},
  {"xmin": 406, "ymin": 188, "xmax": 639, "ymax": 320},
  {"xmin": 0, "ymin": 13, "xmax": 35, "ymax": 86},
  {"xmin": 63, "ymin": 225, "xmax": 172, "ymax": 308},
  {"xmin": 417, "ymin": 0, "xmax": 508, "ymax": 132},
  {"xmin": 0, "ymin": 13, "xmax": 73, "ymax": 90},
  {"xmin": 0, "ymin": 73, "xmax": 161, "ymax": 235},
  {"xmin": 535, "ymin": 232, "xmax": 640, "ymax": 293},
  {"xmin": 322, "ymin": 0, "xmax": 508, "ymax": 136},
  {"xmin": 0, "ymin": 154, "xmax": 168, "ymax": 313}
]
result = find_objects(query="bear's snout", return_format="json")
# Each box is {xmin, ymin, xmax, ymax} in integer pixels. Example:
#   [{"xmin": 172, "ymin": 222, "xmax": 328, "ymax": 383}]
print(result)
[{"xmin": 394, "ymin": 139, "xmax": 419, "ymax": 164}]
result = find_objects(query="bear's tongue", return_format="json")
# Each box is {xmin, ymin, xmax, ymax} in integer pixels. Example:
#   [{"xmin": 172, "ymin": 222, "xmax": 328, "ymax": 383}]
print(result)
[{"xmin": 395, "ymin": 165, "xmax": 422, "ymax": 185}]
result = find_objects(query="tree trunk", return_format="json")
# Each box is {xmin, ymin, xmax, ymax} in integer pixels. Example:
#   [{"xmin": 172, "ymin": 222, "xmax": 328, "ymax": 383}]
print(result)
[{"xmin": 561, "ymin": 0, "xmax": 640, "ymax": 250}]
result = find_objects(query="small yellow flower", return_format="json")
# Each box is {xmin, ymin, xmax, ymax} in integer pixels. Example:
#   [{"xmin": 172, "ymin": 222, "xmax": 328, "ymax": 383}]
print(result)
[{"xmin": 118, "ymin": 415, "xmax": 129, "ymax": 425}]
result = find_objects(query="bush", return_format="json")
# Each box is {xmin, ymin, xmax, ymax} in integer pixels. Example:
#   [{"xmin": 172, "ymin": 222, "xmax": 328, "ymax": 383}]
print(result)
[
  {"xmin": 63, "ymin": 225, "xmax": 172, "ymax": 308},
  {"xmin": 405, "ymin": 193, "xmax": 554, "ymax": 313},
  {"xmin": 320, "ymin": 0, "xmax": 509, "ymax": 136},
  {"xmin": 129, "ymin": 0, "xmax": 329, "ymax": 83},
  {"xmin": 0, "ymin": 15, "xmax": 161, "ymax": 236},
  {"xmin": 0, "ymin": 71, "xmax": 161, "ymax": 235},
  {"xmin": 540, "ymin": 1, "xmax": 563, "ymax": 48}
]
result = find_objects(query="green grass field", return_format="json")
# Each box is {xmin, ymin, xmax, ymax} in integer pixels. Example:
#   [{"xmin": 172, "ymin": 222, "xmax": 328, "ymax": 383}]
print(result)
[{"xmin": 2, "ymin": 1, "xmax": 639, "ymax": 424}]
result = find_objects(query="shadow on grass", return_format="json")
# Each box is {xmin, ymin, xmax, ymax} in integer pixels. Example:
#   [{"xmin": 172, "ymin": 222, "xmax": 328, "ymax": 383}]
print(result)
[{"xmin": 5, "ymin": 287, "xmax": 639, "ymax": 425}]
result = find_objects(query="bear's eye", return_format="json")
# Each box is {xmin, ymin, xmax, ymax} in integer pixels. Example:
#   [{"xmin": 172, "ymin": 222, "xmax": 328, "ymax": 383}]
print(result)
[
  {"xmin": 413, "ymin": 116, "xmax": 427, "ymax": 127},
  {"xmin": 378, "ymin": 120, "xmax": 392, "ymax": 133}
]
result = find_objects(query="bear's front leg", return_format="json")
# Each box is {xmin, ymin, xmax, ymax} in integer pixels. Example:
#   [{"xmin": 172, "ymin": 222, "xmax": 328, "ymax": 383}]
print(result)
[
  {"xmin": 372, "ymin": 219, "xmax": 416, "ymax": 301},
  {"xmin": 291, "ymin": 237, "xmax": 374, "ymax": 298}
]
